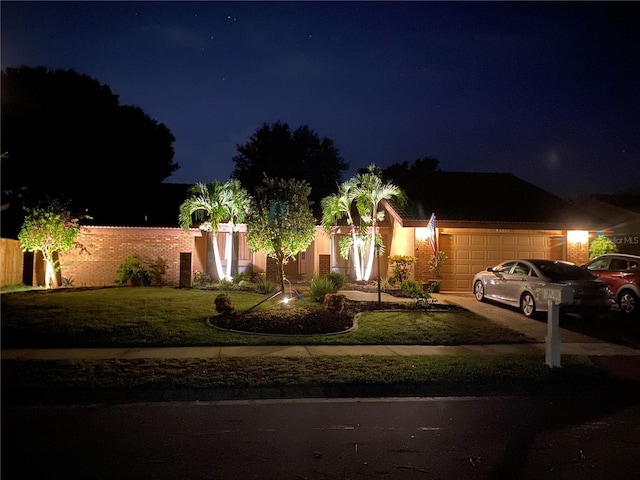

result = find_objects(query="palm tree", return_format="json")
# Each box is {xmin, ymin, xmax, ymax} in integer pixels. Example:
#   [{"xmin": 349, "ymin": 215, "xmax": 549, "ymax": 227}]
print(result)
[
  {"xmin": 321, "ymin": 165, "xmax": 404, "ymax": 282},
  {"xmin": 355, "ymin": 165, "xmax": 405, "ymax": 281},
  {"xmin": 179, "ymin": 180, "xmax": 250, "ymax": 281},
  {"xmin": 219, "ymin": 179, "xmax": 251, "ymax": 280},
  {"xmin": 321, "ymin": 178, "xmax": 365, "ymax": 280}
]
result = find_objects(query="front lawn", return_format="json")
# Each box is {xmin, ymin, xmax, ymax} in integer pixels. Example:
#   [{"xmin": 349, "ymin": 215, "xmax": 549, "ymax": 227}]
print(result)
[{"xmin": 0, "ymin": 287, "xmax": 532, "ymax": 347}]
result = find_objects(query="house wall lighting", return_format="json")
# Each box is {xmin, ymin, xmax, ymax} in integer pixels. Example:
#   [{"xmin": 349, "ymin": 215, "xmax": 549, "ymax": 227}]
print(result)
[{"xmin": 567, "ymin": 230, "xmax": 589, "ymax": 245}]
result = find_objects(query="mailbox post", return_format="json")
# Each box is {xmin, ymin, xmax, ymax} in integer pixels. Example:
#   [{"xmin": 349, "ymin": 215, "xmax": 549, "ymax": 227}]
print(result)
[{"xmin": 542, "ymin": 284, "xmax": 573, "ymax": 368}]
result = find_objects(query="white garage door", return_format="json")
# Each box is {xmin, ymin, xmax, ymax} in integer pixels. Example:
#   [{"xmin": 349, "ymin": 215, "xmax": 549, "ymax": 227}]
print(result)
[{"xmin": 440, "ymin": 232, "xmax": 564, "ymax": 291}]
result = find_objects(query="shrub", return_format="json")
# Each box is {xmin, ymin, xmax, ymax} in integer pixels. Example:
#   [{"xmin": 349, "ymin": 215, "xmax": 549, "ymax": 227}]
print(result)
[
  {"xmin": 218, "ymin": 278, "xmax": 234, "ymax": 290},
  {"xmin": 428, "ymin": 251, "xmax": 448, "ymax": 280},
  {"xmin": 255, "ymin": 279, "xmax": 277, "ymax": 294},
  {"xmin": 310, "ymin": 274, "xmax": 339, "ymax": 302},
  {"xmin": 115, "ymin": 255, "xmax": 151, "ymax": 286},
  {"xmin": 388, "ymin": 255, "xmax": 416, "ymax": 285},
  {"xmin": 214, "ymin": 293, "xmax": 234, "ymax": 314},
  {"xmin": 325, "ymin": 272, "xmax": 347, "ymax": 290},
  {"xmin": 589, "ymin": 235, "xmax": 617, "ymax": 259},
  {"xmin": 324, "ymin": 293, "xmax": 346, "ymax": 314},
  {"xmin": 193, "ymin": 271, "xmax": 213, "ymax": 286},
  {"xmin": 401, "ymin": 279, "xmax": 425, "ymax": 298},
  {"xmin": 237, "ymin": 280, "xmax": 255, "ymax": 291},
  {"xmin": 373, "ymin": 277, "xmax": 392, "ymax": 292},
  {"xmin": 233, "ymin": 272, "xmax": 251, "ymax": 283}
]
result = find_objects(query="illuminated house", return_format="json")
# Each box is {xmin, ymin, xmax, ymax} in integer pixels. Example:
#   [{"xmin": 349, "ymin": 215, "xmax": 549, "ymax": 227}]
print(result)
[{"xmin": 47, "ymin": 172, "xmax": 608, "ymax": 291}]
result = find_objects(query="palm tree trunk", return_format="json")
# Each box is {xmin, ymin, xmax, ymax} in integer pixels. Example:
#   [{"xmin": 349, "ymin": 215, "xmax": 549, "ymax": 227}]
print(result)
[
  {"xmin": 363, "ymin": 226, "xmax": 377, "ymax": 281},
  {"xmin": 224, "ymin": 231, "xmax": 233, "ymax": 281},
  {"xmin": 211, "ymin": 232, "xmax": 225, "ymax": 281},
  {"xmin": 351, "ymin": 227, "xmax": 363, "ymax": 281}
]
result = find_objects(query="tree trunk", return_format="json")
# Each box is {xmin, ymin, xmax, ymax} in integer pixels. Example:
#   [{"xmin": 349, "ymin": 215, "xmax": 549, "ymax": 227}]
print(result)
[
  {"xmin": 279, "ymin": 259, "xmax": 286, "ymax": 295},
  {"xmin": 224, "ymin": 231, "xmax": 233, "ymax": 281},
  {"xmin": 211, "ymin": 232, "xmax": 225, "ymax": 281},
  {"xmin": 363, "ymin": 227, "xmax": 376, "ymax": 281},
  {"xmin": 351, "ymin": 227, "xmax": 363, "ymax": 281},
  {"xmin": 44, "ymin": 258, "xmax": 58, "ymax": 288}
]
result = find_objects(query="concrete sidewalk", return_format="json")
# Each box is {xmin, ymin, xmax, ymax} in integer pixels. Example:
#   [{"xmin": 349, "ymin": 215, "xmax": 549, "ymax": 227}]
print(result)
[{"xmin": 3, "ymin": 342, "xmax": 639, "ymax": 361}]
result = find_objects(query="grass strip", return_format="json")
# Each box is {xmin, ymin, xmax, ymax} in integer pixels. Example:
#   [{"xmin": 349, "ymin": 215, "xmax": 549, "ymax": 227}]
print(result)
[{"xmin": 2, "ymin": 355, "xmax": 617, "ymax": 405}]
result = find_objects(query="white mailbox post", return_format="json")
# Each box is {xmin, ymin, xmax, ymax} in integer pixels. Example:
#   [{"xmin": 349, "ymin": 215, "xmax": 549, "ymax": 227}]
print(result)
[{"xmin": 542, "ymin": 284, "xmax": 573, "ymax": 368}]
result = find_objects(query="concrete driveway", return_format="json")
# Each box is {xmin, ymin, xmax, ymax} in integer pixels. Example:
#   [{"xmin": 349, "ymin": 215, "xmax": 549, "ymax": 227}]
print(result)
[{"xmin": 434, "ymin": 292, "xmax": 602, "ymax": 343}]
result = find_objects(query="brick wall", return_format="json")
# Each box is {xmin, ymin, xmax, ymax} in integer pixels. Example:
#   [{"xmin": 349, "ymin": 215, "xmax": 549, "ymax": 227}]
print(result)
[
  {"xmin": 566, "ymin": 239, "xmax": 589, "ymax": 266},
  {"xmin": 414, "ymin": 238, "xmax": 432, "ymax": 282},
  {"xmin": 59, "ymin": 226, "xmax": 202, "ymax": 287}
]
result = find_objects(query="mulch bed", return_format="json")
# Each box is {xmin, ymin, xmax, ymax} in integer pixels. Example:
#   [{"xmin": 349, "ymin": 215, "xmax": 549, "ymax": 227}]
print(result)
[{"xmin": 210, "ymin": 299, "xmax": 459, "ymax": 335}]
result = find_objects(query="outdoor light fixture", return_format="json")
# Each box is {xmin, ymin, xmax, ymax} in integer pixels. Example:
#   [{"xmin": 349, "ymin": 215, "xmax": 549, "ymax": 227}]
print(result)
[
  {"xmin": 567, "ymin": 230, "xmax": 589, "ymax": 245},
  {"xmin": 415, "ymin": 228, "xmax": 429, "ymax": 240}
]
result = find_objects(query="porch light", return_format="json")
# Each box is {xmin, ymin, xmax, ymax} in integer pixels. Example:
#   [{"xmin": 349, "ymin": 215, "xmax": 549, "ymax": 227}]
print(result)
[
  {"xmin": 567, "ymin": 230, "xmax": 589, "ymax": 245},
  {"xmin": 415, "ymin": 228, "xmax": 430, "ymax": 240}
]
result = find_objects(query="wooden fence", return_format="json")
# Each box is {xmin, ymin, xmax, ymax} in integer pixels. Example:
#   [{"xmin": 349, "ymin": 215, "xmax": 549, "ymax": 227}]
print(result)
[{"xmin": 0, "ymin": 238, "xmax": 23, "ymax": 287}]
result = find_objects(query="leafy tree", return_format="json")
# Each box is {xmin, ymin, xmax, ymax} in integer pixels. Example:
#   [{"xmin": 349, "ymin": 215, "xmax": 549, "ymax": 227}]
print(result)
[
  {"xmin": 589, "ymin": 235, "xmax": 617, "ymax": 259},
  {"xmin": 321, "ymin": 164, "xmax": 405, "ymax": 281},
  {"xmin": 245, "ymin": 177, "xmax": 316, "ymax": 294},
  {"xmin": 1, "ymin": 66, "xmax": 178, "ymax": 236},
  {"xmin": 179, "ymin": 180, "xmax": 250, "ymax": 281},
  {"xmin": 18, "ymin": 203, "xmax": 84, "ymax": 288},
  {"xmin": 232, "ymin": 121, "xmax": 348, "ymax": 219}
]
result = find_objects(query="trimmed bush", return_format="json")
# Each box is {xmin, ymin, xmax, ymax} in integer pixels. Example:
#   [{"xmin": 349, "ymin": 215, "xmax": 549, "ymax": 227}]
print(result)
[
  {"xmin": 325, "ymin": 272, "xmax": 347, "ymax": 290},
  {"xmin": 310, "ymin": 274, "xmax": 339, "ymax": 302},
  {"xmin": 324, "ymin": 293, "xmax": 346, "ymax": 314},
  {"xmin": 214, "ymin": 293, "xmax": 234, "ymax": 314},
  {"xmin": 401, "ymin": 279, "xmax": 425, "ymax": 298}
]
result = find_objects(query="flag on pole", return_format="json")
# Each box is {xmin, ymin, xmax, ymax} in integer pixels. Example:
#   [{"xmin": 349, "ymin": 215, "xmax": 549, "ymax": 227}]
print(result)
[{"xmin": 426, "ymin": 213, "xmax": 437, "ymax": 261}]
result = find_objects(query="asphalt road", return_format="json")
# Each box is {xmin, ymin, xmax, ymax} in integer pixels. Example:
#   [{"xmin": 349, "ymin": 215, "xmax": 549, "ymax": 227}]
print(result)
[{"xmin": 3, "ymin": 396, "xmax": 640, "ymax": 480}]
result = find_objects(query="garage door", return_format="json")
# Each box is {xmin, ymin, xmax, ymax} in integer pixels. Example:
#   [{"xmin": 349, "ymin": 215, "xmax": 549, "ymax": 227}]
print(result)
[{"xmin": 440, "ymin": 232, "xmax": 564, "ymax": 291}]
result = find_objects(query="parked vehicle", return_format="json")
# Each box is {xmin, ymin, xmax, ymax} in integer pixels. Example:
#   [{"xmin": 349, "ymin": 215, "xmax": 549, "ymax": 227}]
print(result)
[
  {"xmin": 584, "ymin": 254, "xmax": 640, "ymax": 316},
  {"xmin": 473, "ymin": 259, "xmax": 611, "ymax": 318}
]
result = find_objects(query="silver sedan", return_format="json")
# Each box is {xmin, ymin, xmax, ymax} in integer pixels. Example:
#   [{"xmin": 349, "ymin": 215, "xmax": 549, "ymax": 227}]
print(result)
[{"xmin": 473, "ymin": 259, "xmax": 612, "ymax": 318}]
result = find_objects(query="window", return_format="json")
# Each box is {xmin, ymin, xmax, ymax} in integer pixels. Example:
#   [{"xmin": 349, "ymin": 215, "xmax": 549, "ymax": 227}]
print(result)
[
  {"xmin": 609, "ymin": 259, "xmax": 627, "ymax": 270},
  {"xmin": 513, "ymin": 263, "xmax": 530, "ymax": 275}
]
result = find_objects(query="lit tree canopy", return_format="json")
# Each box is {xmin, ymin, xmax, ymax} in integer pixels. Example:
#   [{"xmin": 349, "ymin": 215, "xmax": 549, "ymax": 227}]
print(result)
[
  {"xmin": 245, "ymin": 177, "xmax": 316, "ymax": 293},
  {"xmin": 179, "ymin": 180, "xmax": 250, "ymax": 280},
  {"xmin": 18, "ymin": 203, "xmax": 84, "ymax": 288},
  {"xmin": 321, "ymin": 164, "xmax": 405, "ymax": 281}
]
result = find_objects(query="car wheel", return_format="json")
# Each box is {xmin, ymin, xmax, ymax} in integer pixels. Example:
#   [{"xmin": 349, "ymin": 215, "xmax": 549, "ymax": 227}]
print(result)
[
  {"xmin": 520, "ymin": 292, "xmax": 536, "ymax": 318},
  {"xmin": 474, "ymin": 281, "xmax": 486, "ymax": 302},
  {"xmin": 618, "ymin": 290, "xmax": 638, "ymax": 315}
]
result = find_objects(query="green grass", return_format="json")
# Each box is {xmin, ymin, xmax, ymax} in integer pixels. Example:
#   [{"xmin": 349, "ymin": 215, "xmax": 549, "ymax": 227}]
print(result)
[
  {"xmin": 0, "ymin": 287, "xmax": 531, "ymax": 347},
  {"xmin": 1, "ymin": 355, "xmax": 616, "ymax": 405}
]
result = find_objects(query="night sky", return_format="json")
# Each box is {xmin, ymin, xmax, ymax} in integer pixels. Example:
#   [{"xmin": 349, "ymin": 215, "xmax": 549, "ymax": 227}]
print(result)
[{"xmin": 2, "ymin": 1, "xmax": 639, "ymax": 198}]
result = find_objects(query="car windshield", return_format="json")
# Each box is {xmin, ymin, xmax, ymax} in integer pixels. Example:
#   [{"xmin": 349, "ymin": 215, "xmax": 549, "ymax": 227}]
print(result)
[{"xmin": 532, "ymin": 260, "xmax": 595, "ymax": 281}]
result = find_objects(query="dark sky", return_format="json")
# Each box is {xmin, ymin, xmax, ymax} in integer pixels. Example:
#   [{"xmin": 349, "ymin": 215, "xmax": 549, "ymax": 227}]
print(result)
[{"xmin": 2, "ymin": 1, "xmax": 639, "ymax": 198}]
